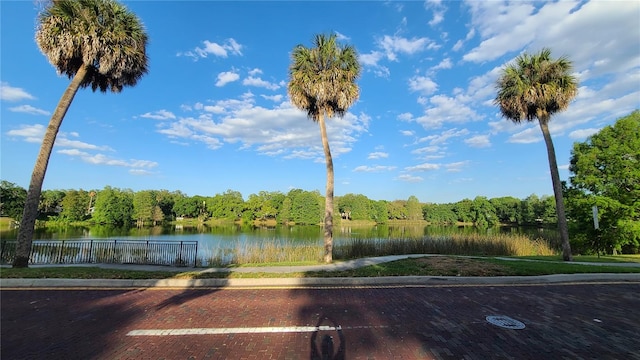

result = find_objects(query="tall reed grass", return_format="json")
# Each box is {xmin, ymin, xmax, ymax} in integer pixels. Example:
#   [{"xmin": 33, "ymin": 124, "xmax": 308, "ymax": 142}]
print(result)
[
  {"xmin": 333, "ymin": 233, "xmax": 556, "ymax": 260},
  {"xmin": 197, "ymin": 233, "xmax": 556, "ymax": 266}
]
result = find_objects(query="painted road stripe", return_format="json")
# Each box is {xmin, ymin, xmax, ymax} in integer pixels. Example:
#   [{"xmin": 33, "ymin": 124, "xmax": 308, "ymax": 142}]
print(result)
[{"xmin": 127, "ymin": 325, "xmax": 388, "ymax": 336}]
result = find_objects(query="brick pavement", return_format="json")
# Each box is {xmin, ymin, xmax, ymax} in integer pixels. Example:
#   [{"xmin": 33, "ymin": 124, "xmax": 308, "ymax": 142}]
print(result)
[{"xmin": 2, "ymin": 283, "xmax": 639, "ymax": 360}]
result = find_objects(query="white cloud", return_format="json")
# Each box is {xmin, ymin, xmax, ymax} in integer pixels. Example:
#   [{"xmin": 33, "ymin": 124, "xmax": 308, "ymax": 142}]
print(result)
[
  {"xmin": 335, "ymin": 31, "xmax": 350, "ymax": 41},
  {"xmin": 367, "ymin": 152, "xmax": 389, "ymax": 159},
  {"xmin": 0, "ymin": 82, "xmax": 35, "ymax": 101},
  {"xmin": 242, "ymin": 76, "xmax": 280, "ymax": 90},
  {"xmin": 405, "ymin": 162, "xmax": 440, "ymax": 172},
  {"xmin": 425, "ymin": 0, "xmax": 447, "ymax": 27},
  {"xmin": 445, "ymin": 161, "xmax": 469, "ymax": 172},
  {"xmin": 464, "ymin": 134, "xmax": 491, "ymax": 148},
  {"xmin": 409, "ymin": 76, "xmax": 438, "ymax": 95},
  {"xmin": 508, "ymin": 127, "xmax": 541, "ymax": 144},
  {"xmin": 353, "ymin": 165, "xmax": 396, "ymax": 172},
  {"xmin": 377, "ymin": 35, "xmax": 433, "ymax": 61},
  {"xmin": 430, "ymin": 58, "xmax": 452, "ymax": 72},
  {"xmin": 569, "ymin": 128, "xmax": 599, "ymax": 139},
  {"xmin": 155, "ymin": 97, "xmax": 370, "ymax": 159},
  {"xmin": 415, "ymin": 94, "xmax": 482, "ymax": 128},
  {"xmin": 9, "ymin": 104, "xmax": 50, "ymax": 116},
  {"xmin": 359, "ymin": 51, "xmax": 390, "ymax": 77},
  {"xmin": 216, "ymin": 71, "xmax": 240, "ymax": 87},
  {"xmin": 71, "ymin": 153, "xmax": 158, "ymax": 169},
  {"xmin": 7, "ymin": 124, "xmax": 45, "ymax": 142},
  {"xmin": 179, "ymin": 38, "xmax": 243, "ymax": 60},
  {"xmin": 395, "ymin": 174, "xmax": 424, "ymax": 182},
  {"xmin": 140, "ymin": 109, "xmax": 176, "ymax": 120},
  {"xmin": 261, "ymin": 94, "xmax": 284, "ymax": 102},
  {"xmin": 419, "ymin": 128, "xmax": 469, "ymax": 146}
]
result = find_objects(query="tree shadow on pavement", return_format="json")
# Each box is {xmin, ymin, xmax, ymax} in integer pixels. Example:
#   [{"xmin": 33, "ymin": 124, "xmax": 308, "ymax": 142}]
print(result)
[{"xmin": 1, "ymin": 288, "xmax": 146, "ymax": 360}]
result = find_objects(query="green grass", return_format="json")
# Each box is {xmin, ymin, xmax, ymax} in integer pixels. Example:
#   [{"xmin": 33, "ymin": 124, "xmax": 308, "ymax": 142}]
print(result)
[
  {"xmin": 512, "ymin": 255, "xmax": 640, "ymax": 264},
  {"xmin": 2, "ymin": 256, "xmax": 639, "ymax": 280}
]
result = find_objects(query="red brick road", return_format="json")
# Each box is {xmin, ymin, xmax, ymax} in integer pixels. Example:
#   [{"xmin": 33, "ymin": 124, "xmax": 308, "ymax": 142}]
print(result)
[{"xmin": 2, "ymin": 282, "xmax": 639, "ymax": 359}]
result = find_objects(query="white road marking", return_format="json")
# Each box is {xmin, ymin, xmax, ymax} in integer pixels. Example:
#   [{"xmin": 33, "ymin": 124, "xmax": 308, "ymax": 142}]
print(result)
[{"xmin": 127, "ymin": 325, "xmax": 389, "ymax": 336}]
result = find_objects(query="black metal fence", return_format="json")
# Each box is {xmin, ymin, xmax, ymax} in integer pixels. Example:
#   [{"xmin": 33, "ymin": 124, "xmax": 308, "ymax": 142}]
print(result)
[{"xmin": 0, "ymin": 240, "xmax": 198, "ymax": 267}]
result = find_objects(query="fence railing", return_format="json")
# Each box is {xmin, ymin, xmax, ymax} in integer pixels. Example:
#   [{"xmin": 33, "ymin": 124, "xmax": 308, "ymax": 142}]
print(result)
[{"xmin": 0, "ymin": 239, "xmax": 198, "ymax": 267}]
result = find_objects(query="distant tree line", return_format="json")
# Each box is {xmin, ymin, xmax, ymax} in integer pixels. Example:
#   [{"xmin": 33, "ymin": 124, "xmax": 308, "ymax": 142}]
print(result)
[
  {"xmin": 1, "ymin": 181, "xmax": 560, "ymax": 228},
  {"xmin": 2, "ymin": 112, "xmax": 637, "ymax": 255}
]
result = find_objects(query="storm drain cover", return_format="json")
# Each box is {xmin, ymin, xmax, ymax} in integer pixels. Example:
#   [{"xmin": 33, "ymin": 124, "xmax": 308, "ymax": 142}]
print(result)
[{"xmin": 486, "ymin": 315, "xmax": 526, "ymax": 330}]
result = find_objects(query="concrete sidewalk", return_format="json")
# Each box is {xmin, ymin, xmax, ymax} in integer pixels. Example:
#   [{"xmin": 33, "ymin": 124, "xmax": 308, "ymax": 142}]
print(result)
[{"xmin": 2, "ymin": 254, "xmax": 640, "ymax": 288}]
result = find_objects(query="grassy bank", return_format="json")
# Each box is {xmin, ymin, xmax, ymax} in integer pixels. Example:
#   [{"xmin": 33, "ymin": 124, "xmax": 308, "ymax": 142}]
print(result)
[{"xmin": 2, "ymin": 255, "xmax": 639, "ymax": 280}]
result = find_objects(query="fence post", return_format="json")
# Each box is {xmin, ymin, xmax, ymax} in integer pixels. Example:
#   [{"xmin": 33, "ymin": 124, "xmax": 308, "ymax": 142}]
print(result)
[
  {"xmin": 193, "ymin": 242, "xmax": 198, "ymax": 267},
  {"xmin": 113, "ymin": 240, "xmax": 117, "ymax": 263},
  {"xmin": 178, "ymin": 241, "xmax": 183, "ymax": 266},
  {"xmin": 57, "ymin": 240, "xmax": 65, "ymax": 263},
  {"xmin": 145, "ymin": 240, "xmax": 149, "ymax": 264},
  {"xmin": 1, "ymin": 240, "xmax": 5, "ymax": 263},
  {"xmin": 88, "ymin": 240, "xmax": 94, "ymax": 263}
]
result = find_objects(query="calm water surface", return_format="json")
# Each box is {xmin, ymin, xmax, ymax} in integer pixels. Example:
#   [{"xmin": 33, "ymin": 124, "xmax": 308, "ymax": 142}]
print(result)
[{"xmin": 1, "ymin": 223, "xmax": 559, "ymax": 246}]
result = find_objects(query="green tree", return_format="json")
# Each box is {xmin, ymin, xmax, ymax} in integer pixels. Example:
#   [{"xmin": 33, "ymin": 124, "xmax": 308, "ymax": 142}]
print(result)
[
  {"xmin": 133, "ymin": 190, "xmax": 156, "ymax": 225},
  {"xmin": 0, "ymin": 181, "xmax": 27, "ymax": 220},
  {"xmin": 59, "ymin": 189, "xmax": 90, "ymax": 222},
  {"xmin": 494, "ymin": 48, "xmax": 578, "ymax": 261},
  {"xmin": 406, "ymin": 196, "xmax": 423, "ymax": 221},
  {"xmin": 92, "ymin": 187, "xmax": 134, "ymax": 226},
  {"xmin": 471, "ymin": 196, "xmax": 498, "ymax": 228},
  {"xmin": 39, "ymin": 189, "xmax": 66, "ymax": 218},
  {"xmin": 453, "ymin": 199, "xmax": 474, "ymax": 224},
  {"xmin": 387, "ymin": 200, "xmax": 407, "ymax": 220},
  {"xmin": 209, "ymin": 190, "xmax": 244, "ymax": 220},
  {"xmin": 288, "ymin": 33, "xmax": 360, "ymax": 263},
  {"xmin": 422, "ymin": 203, "xmax": 457, "ymax": 225},
  {"xmin": 567, "ymin": 111, "xmax": 640, "ymax": 254},
  {"xmin": 490, "ymin": 197, "xmax": 520, "ymax": 224},
  {"xmin": 290, "ymin": 190, "xmax": 322, "ymax": 225},
  {"xmin": 14, "ymin": 0, "xmax": 149, "ymax": 267},
  {"xmin": 337, "ymin": 193, "xmax": 372, "ymax": 220}
]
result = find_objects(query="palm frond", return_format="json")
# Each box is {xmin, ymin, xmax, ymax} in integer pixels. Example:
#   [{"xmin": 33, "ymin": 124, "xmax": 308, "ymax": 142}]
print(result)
[{"xmin": 35, "ymin": 0, "xmax": 148, "ymax": 93}]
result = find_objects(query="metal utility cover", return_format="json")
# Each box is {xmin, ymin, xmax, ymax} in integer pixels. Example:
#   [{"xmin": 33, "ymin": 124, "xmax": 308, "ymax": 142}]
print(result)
[{"xmin": 486, "ymin": 315, "xmax": 526, "ymax": 330}]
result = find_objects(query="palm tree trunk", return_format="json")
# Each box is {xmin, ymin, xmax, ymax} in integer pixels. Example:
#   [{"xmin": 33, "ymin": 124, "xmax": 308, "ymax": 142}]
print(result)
[
  {"xmin": 318, "ymin": 114, "xmax": 334, "ymax": 263},
  {"xmin": 538, "ymin": 119, "xmax": 573, "ymax": 261},
  {"xmin": 12, "ymin": 65, "xmax": 89, "ymax": 268}
]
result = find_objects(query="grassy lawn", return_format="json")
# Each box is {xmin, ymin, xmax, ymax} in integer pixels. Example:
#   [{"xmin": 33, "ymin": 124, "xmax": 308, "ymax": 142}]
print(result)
[
  {"xmin": 512, "ymin": 255, "xmax": 640, "ymax": 263},
  {"xmin": 2, "ymin": 256, "xmax": 639, "ymax": 280}
]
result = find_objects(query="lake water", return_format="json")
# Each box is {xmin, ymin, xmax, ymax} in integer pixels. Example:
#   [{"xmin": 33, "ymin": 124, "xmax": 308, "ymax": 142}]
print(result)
[{"xmin": 1, "ymin": 222, "xmax": 559, "ymax": 247}]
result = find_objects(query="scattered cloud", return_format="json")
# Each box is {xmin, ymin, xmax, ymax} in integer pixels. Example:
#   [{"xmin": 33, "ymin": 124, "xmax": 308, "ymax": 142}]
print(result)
[
  {"xmin": 395, "ymin": 174, "xmax": 423, "ymax": 182},
  {"xmin": 7, "ymin": 124, "xmax": 45, "ymax": 142},
  {"xmin": 242, "ymin": 76, "xmax": 280, "ymax": 90},
  {"xmin": 464, "ymin": 134, "xmax": 491, "ymax": 148},
  {"xmin": 425, "ymin": 0, "xmax": 447, "ymax": 27},
  {"xmin": 9, "ymin": 104, "xmax": 50, "ymax": 116},
  {"xmin": 445, "ymin": 161, "xmax": 469, "ymax": 172},
  {"xmin": 405, "ymin": 162, "xmax": 440, "ymax": 172},
  {"xmin": 377, "ymin": 35, "xmax": 434, "ymax": 61},
  {"xmin": 178, "ymin": 38, "xmax": 243, "ymax": 60},
  {"xmin": 140, "ymin": 110, "xmax": 176, "ymax": 120},
  {"xmin": 367, "ymin": 152, "xmax": 389, "ymax": 159},
  {"xmin": 216, "ymin": 71, "xmax": 240, "ymax": 87},
  {"xmin": 1, "ymin": 82, "xmax": 35, "ymax": 102},
  {"xmin": 569, "ymin": 127, "xmax": 600, "ymax": 139},
  {"xmin": 353, "ymin": 165, "xmax": 396, "ymax": 172},
  {"xmin": 409, "ymin": 76, "xmax": 438, "ymax": 95}
]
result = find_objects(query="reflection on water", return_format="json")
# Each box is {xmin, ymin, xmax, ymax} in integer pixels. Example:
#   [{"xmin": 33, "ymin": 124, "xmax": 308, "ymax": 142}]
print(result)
[{"xmin": 1, "ymin": 223, "xmax": 559, "ymax": 246}]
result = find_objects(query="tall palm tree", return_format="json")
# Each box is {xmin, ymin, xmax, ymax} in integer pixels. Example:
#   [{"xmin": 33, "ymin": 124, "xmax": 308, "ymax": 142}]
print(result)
[
  {"xmin": 495, "ymin": 48, "xmax": 578, "ymax": 261},
  {"xmin": 12, "ymin": 0, "xmax": 148, "ymax": 268},
  {"xmin": 288, "ymin": 34, "xmax": 360, "ymax": 263}
]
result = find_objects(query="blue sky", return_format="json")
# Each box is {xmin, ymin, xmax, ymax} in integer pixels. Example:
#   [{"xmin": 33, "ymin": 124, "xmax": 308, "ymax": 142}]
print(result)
[{"xmin": 1, "ymin": 0, "xmax": 638, "ymax": 204}]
